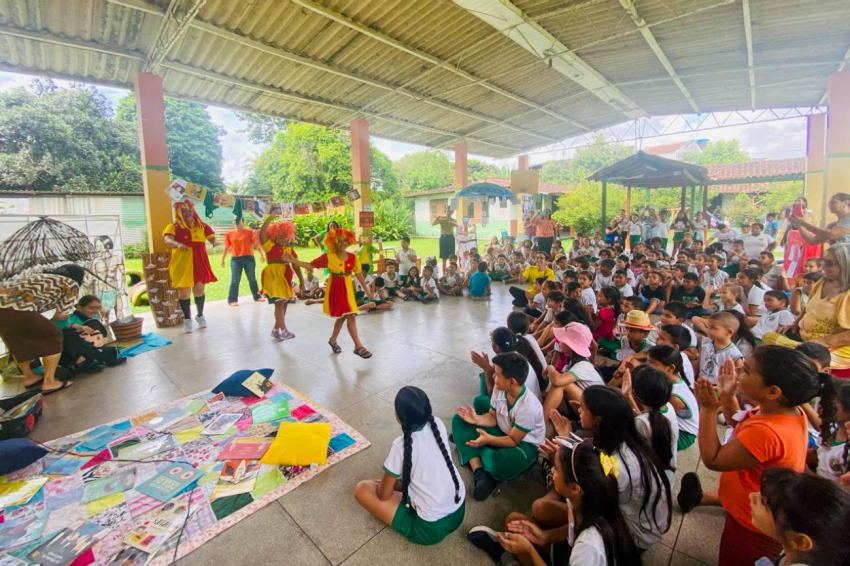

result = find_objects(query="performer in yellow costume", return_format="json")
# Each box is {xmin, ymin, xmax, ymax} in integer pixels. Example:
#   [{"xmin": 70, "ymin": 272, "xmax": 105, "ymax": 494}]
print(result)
[
  {"xmin": 283, "ymin": 227, "xmax": 376, "ymax": 358},
  {"xmin": 259, "ymin": 210, "xmax": 304, "ymax": 342},
  {"xmin": 162, "ymin": 200, "xmax": 217, "ymax": 333}
]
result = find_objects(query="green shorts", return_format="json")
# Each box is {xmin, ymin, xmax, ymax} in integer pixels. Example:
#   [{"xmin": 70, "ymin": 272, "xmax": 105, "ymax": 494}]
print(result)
[
  {"xmin": 673, "ymin": 231, "xmax": 685, "ymax": 242},
  {"xmin": 391, "ymin": 502, "xmax": 465, "ymax": 546},
  {"xmin": 630, "ymin": 235, "xmax": 641, "ymax": 247},
  {"xmin": 677, "ymin": 430, "xmax": 697, "ymax": 451}
]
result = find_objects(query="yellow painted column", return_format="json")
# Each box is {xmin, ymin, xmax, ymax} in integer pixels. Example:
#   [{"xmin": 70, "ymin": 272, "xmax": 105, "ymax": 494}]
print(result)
[
  {"xmin": 513, "ymin": 154, "xmax": 529, "ymax": 238},
  {"xmin": 805, "ymin": 113, "xmax": 826, "ymax": 224},
  {"xmin": 825, "ymin": 71, "xmax": 850, "ymax": 225},
  {"xmin": 350, "ymin": 118, "xmax": 372, "ymax": 240},
  {"xmin": 454, "ymin": 142, "xmax": 468, "ymax": 225},
  {"xmin": 134, "ymin": 73, "xmax": 172, "ymax": 253}
]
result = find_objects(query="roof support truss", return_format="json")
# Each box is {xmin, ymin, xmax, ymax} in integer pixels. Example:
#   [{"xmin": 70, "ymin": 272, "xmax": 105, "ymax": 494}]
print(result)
[
  {"xmin": 617, "ymin": 0, "xmax": 700, "ymax": 113},
  {"xmin": 145, "ymin": 0, "xmax": 206, "ymax": 72},
  {"xmin": 742, "ymin": 0, "xmax": 757, "ymax": 109}
]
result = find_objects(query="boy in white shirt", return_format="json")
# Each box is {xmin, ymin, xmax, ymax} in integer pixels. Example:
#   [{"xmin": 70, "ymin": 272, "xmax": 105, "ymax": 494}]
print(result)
[
  {"xmin": 592, "ymin": 259, "xmax": 616, "ymax": 291},
  {"xmin": 437, "ymin": 262, "xmax": 463, "ymax": 296},
  {"xmin": 395, "ymin": 237, "xmax": 417, "ymax": 275},
  {"xmin": 613, "ymin": 269, "xmax": 634, "ymax": 297},
  {"xmin": 299, "ymin": 266, "xmax": 323, "ymax": 300},
  {"xmin": 416, "ymin": 265, "xmax": 439, "ymax": 303},
  {"xmin": 698, "ymin": 312, "xmax": 744, "ymax": 384},
  {"xmin": 751, "ymin": 291, "xmax": 796, "ymax": 340},
  {"xmin": 452, "ymin": 352, "xmax": 545, "ymax": 500},
  {"xmin": 380, "ymin": 259, "xmax": 402, "ymax": 299},
  {"xmin": 578, "ymin": 271, "xmax": 598, "ymax": 312}
]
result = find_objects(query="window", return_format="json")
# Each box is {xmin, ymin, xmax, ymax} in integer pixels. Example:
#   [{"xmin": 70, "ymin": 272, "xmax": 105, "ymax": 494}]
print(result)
[{"xmin": 430, "ymin": 198, "xmax": 448, "ymax": 223}]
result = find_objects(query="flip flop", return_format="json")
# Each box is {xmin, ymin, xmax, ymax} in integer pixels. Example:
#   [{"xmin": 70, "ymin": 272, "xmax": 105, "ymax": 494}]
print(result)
[
  {"xmin": 25, "ymin": 378, "xmax": 44, "ymax": 389},
  {"xmin": 42, "ymin": 381, "xmax": 74, "ymax": 396}
]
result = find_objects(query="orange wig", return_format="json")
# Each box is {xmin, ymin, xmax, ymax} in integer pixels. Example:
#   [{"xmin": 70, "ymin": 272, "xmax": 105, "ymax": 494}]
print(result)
[
  {"xmin": 266, "ymin": 221, "xmax": 296, "ymax": 243},
  {"xmin": 324, "ymin": 227, "xmax": 356, "ymax": 252}
]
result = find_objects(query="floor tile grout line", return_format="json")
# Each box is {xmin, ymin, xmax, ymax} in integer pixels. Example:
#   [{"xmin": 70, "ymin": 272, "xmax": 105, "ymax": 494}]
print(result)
[
  {"xmin": 276, "ymin": 501, "xmax": 336, "ymax": 566},
  {"xmin": 336, "ymin": 524, "xmax": 389, "ymax": 566}
]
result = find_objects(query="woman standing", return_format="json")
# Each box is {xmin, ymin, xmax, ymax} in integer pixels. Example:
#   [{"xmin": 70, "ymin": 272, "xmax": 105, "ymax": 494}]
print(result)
[
  {"xmin": 221, "ymin": 217, "xmax": 263, "ymax": 306},
  {"xmin": 163, "ymin": 201, "xmax": 217, "ymax": 333},
  {"xmin": 671, "ymin": 210, "xmax": 693, "ymax": 257},
  {"xmin": 527, "ymin": 210, "xmax": 559, "ymax": 256},
  {"xmin": 283, "ymin": 227, "xmax": 376, "ymax": 358},
  {"xmin": 0, "ymin": 264, "xmax": 85, "ymax": 394}
]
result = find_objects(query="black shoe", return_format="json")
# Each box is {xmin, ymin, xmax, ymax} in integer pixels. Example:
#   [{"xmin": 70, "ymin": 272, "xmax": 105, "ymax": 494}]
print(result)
[
  {"xmin": 678, "ymin": 472, "xmax": 703, "ymax": 514},
  {"xmin": 467, "ymin": 526, "xmax": 504, "ymax": 564},
  {"xmin": 472, "ymin": 468, "xmax": 499, "ymax": 501},
  {"xmin": 77, "ymin": 359, "xmax": 106, "ymax": 374}
]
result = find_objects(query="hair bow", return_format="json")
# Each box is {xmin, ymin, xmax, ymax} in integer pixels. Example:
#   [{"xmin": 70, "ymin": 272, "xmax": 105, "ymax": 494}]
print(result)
[{"xmin": 599, "ymin": 452, "xmax": 619, "ymax": 478}]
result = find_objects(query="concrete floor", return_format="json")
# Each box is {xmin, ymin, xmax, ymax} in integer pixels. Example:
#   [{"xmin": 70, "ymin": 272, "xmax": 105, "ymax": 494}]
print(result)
[{"xmin": 5, "ymin": 285, "xmax": 724, "ymax": 566}]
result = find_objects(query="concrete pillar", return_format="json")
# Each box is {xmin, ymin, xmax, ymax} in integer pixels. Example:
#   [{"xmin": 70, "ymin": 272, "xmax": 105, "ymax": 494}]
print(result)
[
  {"xmin": 625, "ymin": 186, "xmax": 632, "ymax": 216},
  {"xmin": 806, "ymin": 113, "xmax": 827, "ymax": 224},
  {"xmin": 702, "ymin": 184, "xmax": 709, "ymax": 215},
  {"xmin": 825, "ymin": 72, "xmax": 850, "ymax": 225},
  {"xmin": 680, "ymin": 186, "xmax": 687, "ymax": 212},
  {"xmin": 134, "ymin": 73, "xmax": 172, "ymax": 253},
  {"xmin": 601, "ymin": 181, "xmax": 608, "ymax": 232},
  {"xmin": 454, "ymin": 142, "xmax": 468, "ymax": 226},
  {"xmin": 350, "ymin": 118, "xmax": 371, "ymax": 239},
  {"xmin": 512, "ymin": 154, "xmax": 528, "ymax": 238}
]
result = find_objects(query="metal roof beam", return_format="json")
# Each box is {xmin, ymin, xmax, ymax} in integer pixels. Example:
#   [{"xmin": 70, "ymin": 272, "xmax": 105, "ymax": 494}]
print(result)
[
  {"xmin": 145, "ymin": 0, "xmax": 206, "ymax": 72},
  {"xmin": 819, "ymin": 44, "xmax": 850, "ymax": 105},
  {"xmin": 289, "ymin": 0, "xmax": 588, "ymax": 131},
  {"xmin": 0, "ymin": 24, "xmax": 145, "ymax": 61},
  {"xmin": 742, "ymin": 0, "xmax": 756, "ymax": 109},
  {"xmin": 104, "ymin": 0, "xmax": 556, "ymax": 144},
  {"xmin": 453, "ymin": 0, "xmax": 645, "ymax": 120},
  {"xmin": 617, "ymin": 0, "xmax": 700, "ymax": 113}
]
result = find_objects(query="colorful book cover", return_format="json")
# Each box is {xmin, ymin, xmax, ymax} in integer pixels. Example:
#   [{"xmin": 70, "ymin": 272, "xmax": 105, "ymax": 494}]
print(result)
[
  {"xmin": 80, "ymin": 468, "xmax": 136, "ymax": 503},
  {"xmin": 123, "ymin": 500, "xmax": 190, "ymax": 553},
  {"xmin": 142, "ymin": 408, "xmax": 189, "ymax": 432},
  {"xmin": 77, "ymin": 422, "xmax": 131, "ymax": 452},
  {"xmin": 201, "ymin": 413, "xmax": 240, "ymax": 436},
  {"xmin": 251, "ymin": 401, "xmax": 290, "ymax": 424},
  {"xmin": 135, "ymin": 463, "xmax": 202, "ymax": 502},
  {"xmin": 41, "ymin": 456, "xmax": 86, "ymax": 476},
  {"xmin": 311, "ymin": 201, "xmax": 325, "ymax": 213},
  {"xmin": 329, "ymin": 195, "xmax": 345, "ymax": 208},
  {"xmin": 216, "ymin": 436, "xmax": 272, "ymax": 461},
  {"xmin": 102, "ymin": 546, "xmax": 149, "ymax": 565},
  {"xmin": 116, "ymin": 436, "xmax": 175, "ymax": 461},
  {"xmin": 0, "ymin": 477, "xmax": 48, "ymax": 509},
  {"xmin": 28, "ymin": 522, "xmax": 103, "ymax": 566},
  {"xmin": 218, "ymin": 460, "xmax": 260, "ymax": 485},
  {"xmin": 205, "ymin": 392, "xmax": 228, "ymax": 413},
  {"xmin": 347, "ymin": 188, "xmax": 361, "ymax": 202},
  {"xmin": 241, "ymin": 372, "xmax": 272, "ymax": 398}
]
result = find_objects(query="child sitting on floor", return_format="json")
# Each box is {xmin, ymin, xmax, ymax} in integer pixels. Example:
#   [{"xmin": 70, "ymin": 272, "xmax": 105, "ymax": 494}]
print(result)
[
  {"xmin": 299, "ymin": 266, "xmax": 323, "ymax": 300},
  {"xmin": 354, "ymin": 386, "xmax": 465, "ymax": 546},
  {"xmin": 490, "ymin": 254, "xmax": 511, "ymax": 282},
  {"xmin": 616, "ymin": 310, "xmax": 654, "ymax": 361},
  {"xmin": 791, "ymin": 271, "xmax": 823, "ymax": 316},
  {"xmin": 452, "ymin": 352, "xmax": 545, "ymax": 501},
  {"xmin": 810, "ymin": 375, "xmax": 850, "ymax": 482},
  {"xmin": 654, "ymin": 324, "xmax": 697, "ymax": 385},
  {"xmin": 648, "ymin": 302, "xmax": 697, "ymax": 349},
  {"xmin": 698, "ymin": 311, "xmax": 744, "ymax": 384},
  {"xmin": 613, "ymin": 269, "xmax": 634, "ymax": 298},
  {"xmin": 416, "ymin": 265, "xmax": 439, "ymax": 303},
  {"xmin": 438, "ymin": 262, "xmax": 463, "ymax": 296},
  {"xmin": 645, "ymin": 345, "xmax": 699, "ymax": 451},
  {"xmin": 577, "ymin": 271, "xmax": 597, "ymax": 313},
  {"xmin": 588, "ymin": 286, "xmax": 621, "ymax": 356},
  {"xmin": 751, "ymin": 290, "xmax": 795, "ymax": 341},
  {"xmin": 379, "ymin": 259, "xmax": 402, "ymax": 300},
  {"xmin": 470, "ymin": 327, "xmax": 545, "ymax": 414},
  {"xmin": 469, "ymin": 261, "xmax": 491, "ymax": 300},
  {"xmin": 401, "ymin": 266, "xmax": 420, "ymax": 300},
  {"xmin": 543, "ymin": 322, "xmax": 604, "ymax": 422}
]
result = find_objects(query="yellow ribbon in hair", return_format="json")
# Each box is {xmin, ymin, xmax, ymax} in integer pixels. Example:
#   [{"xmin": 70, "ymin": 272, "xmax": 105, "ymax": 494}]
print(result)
[{"xmin": 599, "ymin": 452, "xmax": 618, "ymax": 478}]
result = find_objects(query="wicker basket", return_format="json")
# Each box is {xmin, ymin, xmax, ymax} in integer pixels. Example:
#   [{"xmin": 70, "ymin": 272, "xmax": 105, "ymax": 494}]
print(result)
[{"xmin": 110, "ymin": 318, "xmax": 144, "ymax": 341}]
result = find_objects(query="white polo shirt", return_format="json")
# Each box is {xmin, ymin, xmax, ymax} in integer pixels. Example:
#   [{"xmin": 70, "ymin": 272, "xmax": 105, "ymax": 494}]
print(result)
[
  {"xmin": 613, "ymin": 443, "xmax": 670, "ymax": 549},
  {"xmin": 744, "ymin": 285, "xmax": 767, "ymax": 317},
  {"xmin": 522, "ymin": 334, "xmax": 547, "ymax": 372},
  {"xmin": 565, "ymin": 360, "xmax": 605, "ymax": 390},
  {"xmin": 742, "ymin": 233, "xmax": 774, "ymax": 259},
  {"xmin": 699, "ymin": 341, "xmax": 743, "ymax": 384},
  {"xmin": 381, "ymin": 271, "xmax": 401, "ymax": 289},
  {"xmin": 382, "ymin": 417, "xmax": 465, "ymax": 522},
  {"xmin": 752, "ymin": 308, "xmax": 795, "ymax": 339},
  {"xmin": 701, "ymin": 269, "xmax": 728, "ymax": 290},
  {"xmin": 489, "ymin": 386, "xmax": 545, "ymax": 445},
  {"xmin": 636, "ymin": 404, "xmax": 679, "ymax": 486},
  {"xmin": 581, "ymin": 287, "xmax": 598, "ymax": 312},
  {"xmin": 671, "ymin": 379, "xmax": 699, "ymax": 437}
]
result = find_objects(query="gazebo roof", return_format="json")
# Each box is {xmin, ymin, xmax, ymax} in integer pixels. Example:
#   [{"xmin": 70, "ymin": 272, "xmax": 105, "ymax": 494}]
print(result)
[
  {"xmin": 587, "ymin": 151, "xmax": 710, "ymax": 188},
  {"xmin": 455, "ymin": 182, "xmax": 515, "ymax": 200}
]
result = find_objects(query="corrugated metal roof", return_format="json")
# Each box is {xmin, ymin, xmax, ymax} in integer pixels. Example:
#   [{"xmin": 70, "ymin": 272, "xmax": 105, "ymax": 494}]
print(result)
[
  {"xmin": 707, "ymin": 157, "xmax": 806, "ymax": 182},
  {"xmin": 0, "ymin": 0, "xmax": 846, "ymax": 158}
]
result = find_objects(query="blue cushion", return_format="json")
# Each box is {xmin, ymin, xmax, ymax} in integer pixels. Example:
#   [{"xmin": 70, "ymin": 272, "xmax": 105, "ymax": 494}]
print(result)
[
  {"xmin": 211, "ymin": 369, "xmax": 274, "ymax": 397},
  {"xmin": 0, "ymin": 438, "xmax": 48, "ymax": 476}
]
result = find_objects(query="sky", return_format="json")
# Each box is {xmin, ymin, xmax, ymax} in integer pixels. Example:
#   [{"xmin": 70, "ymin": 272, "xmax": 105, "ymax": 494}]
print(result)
[{"xmin": 0, "ymin": 70, "xmax": 810, "ymax": 183}]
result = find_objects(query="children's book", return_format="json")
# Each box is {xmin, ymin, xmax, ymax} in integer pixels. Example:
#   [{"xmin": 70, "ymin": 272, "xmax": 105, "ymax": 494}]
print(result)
[
  {"xmin": 0, "ymin": 477, "xmax": 48, "ymax": 509},
  {"xmin": 142, "ymin": 408, "xmax": 189, "ymax": 432},
  {"xmin": 116, "ymin": 436, "xmax": 175, "ymax": 461},
  {"xmin": 201, "ymin": 413, "xmax": 240, "ymax": 436},
  {"xmin": 251, "ymin": 401, "xmax": 289, "ymax": 424},
  {"xmin": 280, "ymin": 203, "xmax": 294, "ymax": 219},
  {"xmin": 123, "ymin": 500, "xmax": 190, "ymax": 553},
  {"xmin": 28, "ymin": 522, "xmax": 103, "ymax": 566},
  {"xmin": 102, "ymin": 546, "xmax": 151, "ymax": 566},
  {"xmin": 216, "ymin": 437, "xmax": 272, "ymax": 461},
  {"xmin": 135, "ymin": 463, "xmax": 202, "ymax": 502},
  {"xmin": 293, "ymin": 203, "xmax": 311, "ymax": 215},
  {"xmin": 241, "ymin": 373, "xmax": 272, "ymax": 398},
  {"xmin": 41, "ymin": 456, "xmax": 86, "ymax": 476},
  {"xmin": 217, "ymin": 460, "xmax": 260, "ymax": 485},
  {"xmin": 80, "ymin": 468, "xmax": 136, "ymax": 503},
  {"xmin": 77, "ymin": 422, "xmax": 132, "ymax": 452},
  {"xmin": 204, "ymin": 392, "xmax": 228, "ymax": 413}
]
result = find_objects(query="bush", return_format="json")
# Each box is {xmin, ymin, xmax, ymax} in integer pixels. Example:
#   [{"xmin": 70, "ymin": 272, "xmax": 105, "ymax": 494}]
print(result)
[
  {"xmin": 123, "ymin": 229, "xmax": 149, "ymax": 259},
  {"xmin": 291, "ymin": 210, "xmax": 352, "ymax": 246},
  {"xmin": 372, "ymin": 198, "xmax": 412, "ymax": 241}
]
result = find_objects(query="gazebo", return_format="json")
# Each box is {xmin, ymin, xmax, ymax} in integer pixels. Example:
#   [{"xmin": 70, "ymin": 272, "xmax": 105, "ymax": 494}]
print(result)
[{"xmin": 588, "ymin": 151, "xmax": 711, "ymax": 230}]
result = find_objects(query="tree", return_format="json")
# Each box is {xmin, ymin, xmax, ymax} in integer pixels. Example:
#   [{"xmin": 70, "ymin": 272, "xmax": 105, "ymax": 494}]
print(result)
[
  {"xmin": 234, "ymin": 111, "xmax": 287, "ymax": 145},
  {"xmin": 245, "ymin": 122, "xmax": 398, "ymax": 203},
  {"xmin": 117, "ymin": 94, "xmax": 225, "ymax": 190},
  {"xmin": 680, "ymin": 139, "xmax": 749, "ymax": 165},
  {"xmin": 468, "ymin": 158, "xmax": 502, "ymax": 182},
  {"xmin": 0, "ymin": 79, "xmax": 141, "ymax": 193},
  {"xmin": 394, "ymin": 150, "xmax": 453, "ymax": 194},
  {"xmin": 540, "ymin": 133, "xmax": 633, "ymax": 186}
]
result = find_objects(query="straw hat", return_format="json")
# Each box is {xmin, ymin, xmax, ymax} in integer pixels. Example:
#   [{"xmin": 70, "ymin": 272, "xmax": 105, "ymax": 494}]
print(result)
[
  {"xmin": 621, "ymin": 310, "xmax": 654, "ymax": 330},
  {"xmin": 552, "ymin": 322, "xmax": 592, "ymax": 358}
]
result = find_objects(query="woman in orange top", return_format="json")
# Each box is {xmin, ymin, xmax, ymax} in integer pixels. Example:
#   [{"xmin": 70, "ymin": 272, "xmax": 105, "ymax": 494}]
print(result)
[
  {"xmin": 680, "ymin": 346, "xmax": 822, "ymax": 566},
  {"xmin": 283, "ymin": 227, "xmax": 375, "ymax": 358},
  {"xmin": 162, "ymin": 201, "xmax": 217, "ymax": 333},
  {"xmin": 259, "ymin": 210, "xmax": 304, "ymax": 342}
]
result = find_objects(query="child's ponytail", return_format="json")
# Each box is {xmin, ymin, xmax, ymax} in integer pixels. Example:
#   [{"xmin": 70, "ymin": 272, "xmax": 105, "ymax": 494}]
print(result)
[
  {"xmin": 647, "ymin": 344, "xmax": 689, "ymax": 387},
  {"xmin": 394, "ymin": 386, "xmax": 438, "ymax": 510},
  {"xmin": 632, "ymin": 366, "xmax": 675, "ymax": 473},
  {"xmin": 429, "ymin": 416, "xmax": 461, "ymax": 504},
  {"xmin": 818, "ymin": 372, "xmax": 839, "ymax": 448},
  {"xmin": 493, "ymin": 326, "xmax": 545, "ymax": 393}
]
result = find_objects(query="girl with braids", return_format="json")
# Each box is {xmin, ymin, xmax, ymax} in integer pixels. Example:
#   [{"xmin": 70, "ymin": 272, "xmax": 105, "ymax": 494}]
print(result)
[
  {"xmin": 470, "ymin": 327, "xmax": 545, "ymax": 414},
  {"xmin": 623, "ymin": 365, "xmax": 679, "ymax": 486},
  {"xmin": 645, "ymin": 345, "xmax": 700, "ymax": 451},
  {"xmin": 809, "ymin": 374, "xmax": 850, "ymax": 482},
  {"xmin": 468, "ymin": 442, "xmax": 641, "ymax": 566},
  {"xmin": 354, "ymin": 386, "xmax": 465, "ymax": 545},
  {"xmin": 680, "ymin": 346, "xmax": 820, "ymax": 566}
]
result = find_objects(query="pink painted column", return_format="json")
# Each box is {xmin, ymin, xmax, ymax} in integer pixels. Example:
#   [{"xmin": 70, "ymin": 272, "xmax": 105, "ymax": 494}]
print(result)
[
  {"xmin": 512, "ymin": 154, "xmax": 529, "ymax": 237},
  {"xmin": 134, "ymin": 73, "xmax": 172, "ymax": 253},
  {"xmin": 805, "ymin": 113, "xmax": 826, "ymax": 224},
  {"xmin": 350, "ymin": 118, "xmax": 371, "ymax": 239},
  {"xmin": 825, "ymin": 71, "xmax": 850, "ymax": 225},
  {"xmin": 454, "ymin": 142, "xmax": 468, "ymax": 225}
]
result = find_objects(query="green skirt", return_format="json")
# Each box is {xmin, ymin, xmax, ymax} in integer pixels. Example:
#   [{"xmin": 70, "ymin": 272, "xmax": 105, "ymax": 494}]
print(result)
[
  {"xmin": 391, "ymin": 502, "xmax": 465, "ymax": 546},
  {"xmin": 677, "ymin": 430, "xmax": 696, "ymax": 451},
  {"xmin": 673, "ymin": 231, "xmax": 685, "ymax": 242}
]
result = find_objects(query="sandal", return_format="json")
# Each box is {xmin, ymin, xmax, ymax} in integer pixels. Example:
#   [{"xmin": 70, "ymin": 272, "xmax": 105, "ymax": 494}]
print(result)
[
  {"xmin": 353, "ymin": 347, "xmax": 373, "ymax": 359},
  {"xmin": 25, "ymin": 378, "xmax": 44, "ymax": 389},
  {"xmin": 328, "ymin": 340, "xmax": 342, "ymax": 354},
  {"xmin": 42, "ymin": 381, "xmax": 74, "ymax": 395}
]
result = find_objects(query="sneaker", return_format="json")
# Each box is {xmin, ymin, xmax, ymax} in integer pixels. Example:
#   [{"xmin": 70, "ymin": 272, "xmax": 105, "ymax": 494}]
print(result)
[
  {"xmin": 678, "ymin": 472, "xmax": 703, "ymax": 514},
  {"xmin": 280, "ymin": 329, "xmax": 296, "ymax": 341},
  {"xmin": 472, "ymin": 468, "xmax": 499, "ymax": 501},
  {"xmin": 467, "ymin": 526, "xmax": 504, "ymax": 563},
  {"xmin": 271, "ymin": 329, "xmax": 283, "ymax": 341},
  {"xmin": 183, "ymin": 319, "xmax": 193, "ymax": 333},
  {"xmin": 195, "ymin": 315, "xmax": 207, "ymax": 329}
]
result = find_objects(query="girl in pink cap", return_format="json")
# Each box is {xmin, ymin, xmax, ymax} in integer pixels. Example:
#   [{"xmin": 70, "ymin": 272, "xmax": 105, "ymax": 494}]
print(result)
[{"xmin": 543, "ymin": 322, "xmax": 605, "ymax": 423}]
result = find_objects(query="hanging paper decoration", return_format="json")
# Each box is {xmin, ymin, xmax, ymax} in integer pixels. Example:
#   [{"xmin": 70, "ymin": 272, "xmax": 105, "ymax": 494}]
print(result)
[
  {"xmin": 347, "ymin": 189, "xmax": 361, "ymax": 202},
  {"xmin": 294, "ymin": 203, "xmax": 312, "ymax": 215},
  {"xmin": 330, "ymin": 195, "xmax": 345, "ymax": 208},
  {"xmin": 312, "ymin": 202, "xmax": 326, "ymax": 213},
  {"xmin": 164, "ymin": 179, "xmax": 187, "ymax": 200},
  {"xmin": 281, "ymin": 203, "xmax": 295, "ymax": 220}
]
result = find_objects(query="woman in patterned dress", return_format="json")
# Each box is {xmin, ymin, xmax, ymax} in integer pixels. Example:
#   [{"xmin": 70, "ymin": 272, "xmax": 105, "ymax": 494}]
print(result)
[{"xmin": 283, "ymin": 227, "xmax": 376, "ymax": 358}]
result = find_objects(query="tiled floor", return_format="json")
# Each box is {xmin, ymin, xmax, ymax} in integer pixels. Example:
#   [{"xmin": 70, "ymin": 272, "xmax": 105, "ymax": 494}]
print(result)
[{"xmin": 4, "ymin": 285, "xmax": 724, "ymax": 565}]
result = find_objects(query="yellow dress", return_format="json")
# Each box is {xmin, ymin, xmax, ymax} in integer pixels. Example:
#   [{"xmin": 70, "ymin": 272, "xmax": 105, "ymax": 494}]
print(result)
[
  {"xmin": 311, "ymin": 252, "xmax": 360, "ymax": 317},
  {"xmin": 261, "ymin": 240, "xmax": 296, "ymax": 300},
  {"xmin": 162, "ymin": 222, "xmax": 217, "ymax": 288}
]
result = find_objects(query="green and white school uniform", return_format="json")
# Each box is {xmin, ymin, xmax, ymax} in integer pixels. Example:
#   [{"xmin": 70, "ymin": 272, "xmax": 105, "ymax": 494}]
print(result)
[
  {"xmin": 473, "ymin": 361, "xmax": 541, "ymax": 415},
  {"xmin": 718, "ymin": 301, "xmax": 745, "ymax": 314},
  {"xmin": 613, "ymin": 443, "xmax": 670, "ymax": 549},
  {"xmin": 816, "ymin": 440, "xmax": 849, "ymax": 482},
  {"xmin": 562, "ymin": 360, "xmax": 604, "ymax": 390},
  {"xmin": 698, "ymin": 341, "xmax": 743, "ymax": 385},
  {"xmin": 382, "ymin": 418, "xmax": 465, "ymax": 545},
  {"xmin": 671, "ymin": 379, "xmax": 699, "ymax": 450},
  {"xmin": 752, "ymin": 308, "xmax": 796, "ymax": 340},
  {"xmin": 381, "ymin": 271, "xmax": 401, "ymax": 291},
  {"xmin": 452, "ymin": 385, "xmax": 544, "ymax": 482},
  {"xmin": 636, "ymin": 404, "xmax": 679, "ymax": 487},
  {"xmin": 569, "ymin": 526, "xmax": 608, "ymax": 566}
]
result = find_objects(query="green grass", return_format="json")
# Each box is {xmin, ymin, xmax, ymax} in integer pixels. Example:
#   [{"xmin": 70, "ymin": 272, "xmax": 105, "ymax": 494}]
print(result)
[{"xmin": 125, "ymin": 238, "xmax": 441, "ymax": 313}]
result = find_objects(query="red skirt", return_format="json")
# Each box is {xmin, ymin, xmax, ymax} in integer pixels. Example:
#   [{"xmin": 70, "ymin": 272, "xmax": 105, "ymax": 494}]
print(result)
[
  {"xmin": 718, "ymin": 514, "xmax": 782, "ymax": 566},
  {"xmin": 325, "ymin": 273, "xmax": 357, "ymax": 318},
  {"xmin": 190, "ymin": 241, "xmax": 217, "ymax": 284}
]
